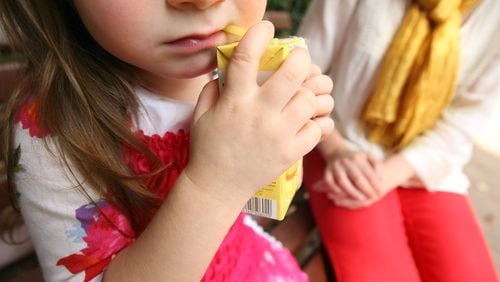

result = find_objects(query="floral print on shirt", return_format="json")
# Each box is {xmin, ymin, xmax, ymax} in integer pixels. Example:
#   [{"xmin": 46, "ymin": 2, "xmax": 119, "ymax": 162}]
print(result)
[
  {"xmin": 16, "ymin": 95, "xmax": 49, "ymax": 138},
  {"xmin": 56, "ymin": 200, "xmax": 135, "ymax": 282}
]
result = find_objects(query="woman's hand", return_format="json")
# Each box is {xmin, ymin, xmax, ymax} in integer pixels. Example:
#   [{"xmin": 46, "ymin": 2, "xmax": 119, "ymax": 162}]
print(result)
[
  {"xmin": 184, "ymin": 21, "xmax": 334, "ymax": 204},
  {"xmin": 322, "ymin": 153, "xmax": 416, "ymax": 209},
  {"xmin": 317, "ymin": 150, "xmax": 383, "ymax": 207}
]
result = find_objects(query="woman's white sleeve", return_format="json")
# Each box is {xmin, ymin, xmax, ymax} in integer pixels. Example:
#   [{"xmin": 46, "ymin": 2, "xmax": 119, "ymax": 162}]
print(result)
[{"xmin": 401, "ymin": 52, "xmax": 500, "ymax": 190}]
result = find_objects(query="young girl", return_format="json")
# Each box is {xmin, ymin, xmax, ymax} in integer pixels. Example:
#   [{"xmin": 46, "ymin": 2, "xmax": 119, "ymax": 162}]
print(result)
[
  {"xmin": 0, "ymin": 0, "xmax": 334, "ymax": 281},
  {"xmin": 299, "ymin": 0, "xmax": 499, "ymax": 281}
]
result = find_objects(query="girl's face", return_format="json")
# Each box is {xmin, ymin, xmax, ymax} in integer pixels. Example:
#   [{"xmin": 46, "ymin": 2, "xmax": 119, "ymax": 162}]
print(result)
[{"xmin": 74, "ymin": 0, "xmax": 267, "ymax": 80}]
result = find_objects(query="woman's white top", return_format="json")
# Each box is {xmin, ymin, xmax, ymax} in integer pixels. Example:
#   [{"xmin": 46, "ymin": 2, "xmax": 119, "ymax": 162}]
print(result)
[{"xmin": 298, "ymin": 0, "xmax": 500, "ymax": 193}]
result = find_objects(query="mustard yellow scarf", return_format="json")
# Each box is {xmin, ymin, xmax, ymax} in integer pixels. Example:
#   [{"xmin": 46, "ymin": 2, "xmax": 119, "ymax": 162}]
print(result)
[{"xmin": 361, "ymin": 0, "xmax": 479, "ymax": 151}]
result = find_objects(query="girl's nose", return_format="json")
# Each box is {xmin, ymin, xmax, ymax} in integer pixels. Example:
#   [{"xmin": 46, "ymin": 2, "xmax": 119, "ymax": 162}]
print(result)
[{"xmin": 167, "ymin": 0, "xmax": 225, "ymax": 10}]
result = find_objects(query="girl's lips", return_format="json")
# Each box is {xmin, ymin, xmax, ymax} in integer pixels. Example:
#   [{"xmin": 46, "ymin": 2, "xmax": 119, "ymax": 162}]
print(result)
[{"xmin": 166, "ymin": 31, "xmax": 225, "ymax": 54}]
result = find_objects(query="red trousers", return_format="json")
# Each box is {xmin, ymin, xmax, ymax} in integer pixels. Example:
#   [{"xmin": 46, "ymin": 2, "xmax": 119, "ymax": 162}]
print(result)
[{"xmin": 304, "ymin": 149, "xmax": 498, "ymax": 282}]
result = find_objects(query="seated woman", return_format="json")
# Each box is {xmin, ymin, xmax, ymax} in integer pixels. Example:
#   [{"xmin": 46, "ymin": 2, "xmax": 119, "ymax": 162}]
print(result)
[{"xmin": 299, "ymin": 0, "xmax": 500, "ymax": 281}]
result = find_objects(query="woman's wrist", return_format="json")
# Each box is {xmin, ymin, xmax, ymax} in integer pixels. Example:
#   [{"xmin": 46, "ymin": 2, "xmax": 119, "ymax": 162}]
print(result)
[
  {"xmin": 380, "ymin": 154, "xmax": 416, "ymax": 188},
  {"xmin": 317, "ymin": 129, "xmax": 350, "ymax": 160}
]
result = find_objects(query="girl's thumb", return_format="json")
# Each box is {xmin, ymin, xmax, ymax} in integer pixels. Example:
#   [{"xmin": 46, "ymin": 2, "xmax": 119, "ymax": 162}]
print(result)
[{"xmin": 193, "ymin": 79, "xmax": 220, "ymax": 122}]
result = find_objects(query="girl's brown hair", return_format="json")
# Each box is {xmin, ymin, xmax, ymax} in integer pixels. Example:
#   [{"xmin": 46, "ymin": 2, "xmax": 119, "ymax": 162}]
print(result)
[{"xmin": 0, "ymin": 0, "xmax": 162, "ymax": 239}]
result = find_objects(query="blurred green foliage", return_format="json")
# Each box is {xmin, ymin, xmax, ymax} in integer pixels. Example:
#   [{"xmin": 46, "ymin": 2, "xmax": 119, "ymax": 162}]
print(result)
[
  {"xmin": 0, "ymin": 50, "xmax": 22, "ymax": 64},
  {"xmin": 267, "ymin": 0, "xmax": 312, "ymax": 34}
]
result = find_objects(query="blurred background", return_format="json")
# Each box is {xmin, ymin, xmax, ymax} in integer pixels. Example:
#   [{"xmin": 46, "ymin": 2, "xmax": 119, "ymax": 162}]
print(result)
[{"xmin": 1, "ymin": 0, "xmax": 498, "ymax": 281}]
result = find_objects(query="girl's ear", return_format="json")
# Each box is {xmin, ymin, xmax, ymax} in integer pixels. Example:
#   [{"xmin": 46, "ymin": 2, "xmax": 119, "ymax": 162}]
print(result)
[{"xmin": 192, "ymin": 79, "xmax": 220, "ymax": 123}]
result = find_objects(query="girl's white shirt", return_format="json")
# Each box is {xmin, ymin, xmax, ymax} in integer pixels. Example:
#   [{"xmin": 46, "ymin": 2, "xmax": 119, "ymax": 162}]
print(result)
[
  {"xmin": 13, "ymin": 88, "xmax": 195, "ymax": 281},
  {"xmin": 298, "ymin": 0, "xmax": 500, "ymax": 193},
  {"xmin": 133, "ymin": 88, "xmax": 195, "ymax": 136}
]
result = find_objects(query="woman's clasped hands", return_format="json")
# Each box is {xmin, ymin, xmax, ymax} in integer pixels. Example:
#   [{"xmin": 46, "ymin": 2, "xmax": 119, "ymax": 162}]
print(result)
[{"xmin": 315, "ymin": 149, "xmax": 407, "ymax": 209}]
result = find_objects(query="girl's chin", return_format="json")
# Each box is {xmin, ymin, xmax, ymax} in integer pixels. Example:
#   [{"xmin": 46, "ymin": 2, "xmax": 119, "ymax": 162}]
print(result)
[
  {"xmin": 171, "ymin": 51, "xmax": 218, "ymax": 79},
  {"xmin": 175, "ymin": 62, "xmax": 217, "ymax": 79}
]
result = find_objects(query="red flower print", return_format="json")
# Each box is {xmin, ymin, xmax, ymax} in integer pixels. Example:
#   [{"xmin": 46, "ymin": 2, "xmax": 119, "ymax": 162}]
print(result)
[
  {"xmin": 57, "ymin": 200, "xmax": 135, "ymax": 282},
  {"xmin": 16, "ymin": 96, "xmax": 49, "ymax": 138},
  {"xmin": 58, "ymin": 130, "xmax": 190, "ymax": 281}
]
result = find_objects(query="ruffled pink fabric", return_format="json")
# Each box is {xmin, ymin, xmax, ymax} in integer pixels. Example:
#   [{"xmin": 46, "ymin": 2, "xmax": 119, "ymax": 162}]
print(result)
[{"xmin": 125, "ymin": 129, "xmax": 307, "ymax": 281}]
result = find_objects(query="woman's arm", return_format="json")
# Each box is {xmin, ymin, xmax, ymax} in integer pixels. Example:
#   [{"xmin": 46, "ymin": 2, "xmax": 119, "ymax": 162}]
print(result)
[
  {"xmin": 317, "ymin": 128, "xmax": 349, "ymax": 160},
  {"xmin": 400, "ymin": 52, "xmax": 500, "ymax": 191}
]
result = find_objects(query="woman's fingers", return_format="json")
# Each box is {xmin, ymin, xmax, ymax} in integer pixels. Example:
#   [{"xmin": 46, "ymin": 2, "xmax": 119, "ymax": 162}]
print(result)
[
  {"xmin": 342, "ymin": 159, "xmax": 379, "ymax": 199},
  {"xmin": 327, "ymin": 193, "xmax": 374, "ymax": 209},
  {"xmin": 332, "ymin": 162, "xmax": 366, "ymax": 201}
]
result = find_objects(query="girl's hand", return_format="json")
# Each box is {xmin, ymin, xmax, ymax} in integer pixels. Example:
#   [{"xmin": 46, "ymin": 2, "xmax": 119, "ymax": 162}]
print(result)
[
  {"xmin": 301, "ymin": 65, "xmax": 335, "ymax": 141},
  {"xmin": 317, "ymin": 150, "xmax": 383, "ymax": 205},
  {"xmin": 184, "ymin": 21, "xmax": 334, "ymax": 203}
]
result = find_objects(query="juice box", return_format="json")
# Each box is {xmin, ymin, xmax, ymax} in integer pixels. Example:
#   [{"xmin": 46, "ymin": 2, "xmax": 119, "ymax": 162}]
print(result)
[{"xmin": 216, "ymin": 29, "xmax": 307, "ymax": 220}]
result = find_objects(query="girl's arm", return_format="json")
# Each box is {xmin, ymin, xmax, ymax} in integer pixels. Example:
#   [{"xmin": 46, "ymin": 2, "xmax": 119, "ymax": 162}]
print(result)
[{"xmin": 104, "ymin": 173, "xmax": 248, "ymax": 282}]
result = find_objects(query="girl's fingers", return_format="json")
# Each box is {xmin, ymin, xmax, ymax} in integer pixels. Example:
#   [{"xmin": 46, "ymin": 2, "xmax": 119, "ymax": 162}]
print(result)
[
  {"xmin": 301, "ymin": 74, "xmax": 334, "ymax": 97},
  {"xmin": 293, "ymin": 119, "xmax": 322, "ymax": 157},
  {"xmin": 260, "ymin": 47, "xmax": 311, "ymax": 109},
  {"xmin": 313, "ymin": 94, "xmax": 334, "ymax": 118},
  {"xmin": 224, "ymin": 21, "xmax": 275, "ymax": 93},
  {"xmin": 282, "ymin": 88, "xmax": 317, "ymax": 133},
  {"xmin": 312, "ymin": 116, "xmax": 334, "ymax": 141},
  {"xmin": 193, "ymin": 80, "xmax": 220, "ymax": 123},
  {"xmin": 306, "ymin": 64, "xmax": 322, "ymax": 79},
  {"xmin": 282, "ymin": 90, "xmax": 334, "ymax": 137}
]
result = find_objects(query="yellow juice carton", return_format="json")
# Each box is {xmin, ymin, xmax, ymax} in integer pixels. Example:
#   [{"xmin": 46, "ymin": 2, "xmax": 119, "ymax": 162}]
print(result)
[{"xmin": 216, "ymin": 26, "xmax": 307, "ymax": 220}]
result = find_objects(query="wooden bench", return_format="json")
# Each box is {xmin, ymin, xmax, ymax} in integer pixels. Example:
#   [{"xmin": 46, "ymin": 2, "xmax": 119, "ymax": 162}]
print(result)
[{"xmin": 256, "ymin": 189, "xmax": 333, "ymax": 281}]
